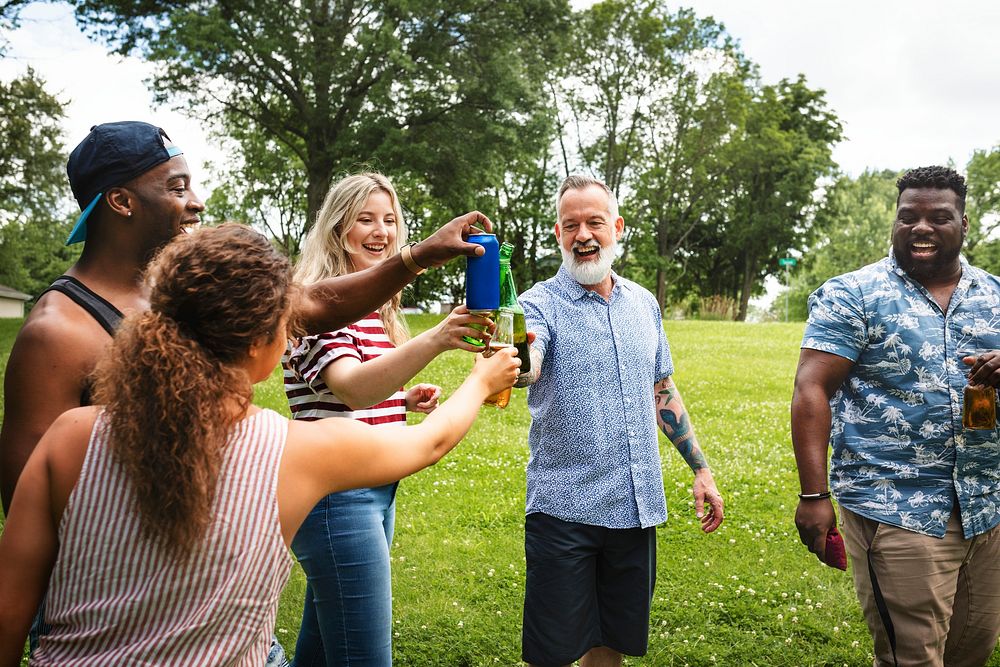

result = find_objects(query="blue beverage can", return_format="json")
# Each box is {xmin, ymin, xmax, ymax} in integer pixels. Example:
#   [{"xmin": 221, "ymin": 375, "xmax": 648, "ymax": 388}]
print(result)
[{"xmin": 465, "ymin": 233, "xmax": 500, "ymax": 312}]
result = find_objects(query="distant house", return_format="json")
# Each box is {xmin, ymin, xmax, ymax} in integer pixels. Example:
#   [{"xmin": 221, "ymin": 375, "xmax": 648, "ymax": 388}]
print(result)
[{"xmin": 0, "ymin": 285, "xmax": 32, "ymax": 318}]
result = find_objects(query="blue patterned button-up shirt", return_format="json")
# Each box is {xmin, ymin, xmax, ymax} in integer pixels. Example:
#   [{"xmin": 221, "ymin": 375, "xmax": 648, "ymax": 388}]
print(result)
[
  {"xmin": 803, "ymin": 252, "xmax": 1000, "ymax": 538},
  {"xmin": 520, "ymin": 266, "xmax": 673, "ymax": 529}
]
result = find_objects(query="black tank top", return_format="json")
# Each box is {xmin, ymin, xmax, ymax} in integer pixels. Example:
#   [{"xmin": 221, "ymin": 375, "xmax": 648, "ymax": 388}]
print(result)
[{"xmin": 40, "ymin": 276, "xmax": 124, "ymax": 406}]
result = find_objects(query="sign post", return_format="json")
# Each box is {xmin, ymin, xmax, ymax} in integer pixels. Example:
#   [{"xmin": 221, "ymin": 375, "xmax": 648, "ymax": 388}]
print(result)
[{"xmin": 779, "ymin": 257, "xmax": 797, "ymax": 322}]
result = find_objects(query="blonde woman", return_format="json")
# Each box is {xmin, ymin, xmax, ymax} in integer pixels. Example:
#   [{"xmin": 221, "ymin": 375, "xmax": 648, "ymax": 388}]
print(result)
[
  {"xmin": 0, "ymin": 224, "xmax": 518, "ymax": 665},
  {"xmin": 284, "ymin": 173, "xmax": 490, "ymax": 666}
]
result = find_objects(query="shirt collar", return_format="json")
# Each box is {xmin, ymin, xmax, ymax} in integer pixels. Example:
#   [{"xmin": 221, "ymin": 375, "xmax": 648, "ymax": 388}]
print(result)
[
  {"xmin": 555, "ymin": 264, "xmax": 628, "ymax": 300},
  {"xmin": 887, "ymin": 250, "xmax": 975, "ymax": 286}
]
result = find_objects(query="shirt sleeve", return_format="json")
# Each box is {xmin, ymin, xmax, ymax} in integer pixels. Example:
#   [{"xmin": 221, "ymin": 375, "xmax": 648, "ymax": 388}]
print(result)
[
  {"xmin": 801, "ymin": 274, "xmax": 867, "ymax": 362},
  {"xmin": 653, "ymin": 301, "xmax": 674, "ymax": 382},
  {"xmin": 520, "ymin": 286, "xmax": 551, "ymax": 363},
  {"xmin": 287, "ymin": 328, "xmax": 363, "ymax": 391}
]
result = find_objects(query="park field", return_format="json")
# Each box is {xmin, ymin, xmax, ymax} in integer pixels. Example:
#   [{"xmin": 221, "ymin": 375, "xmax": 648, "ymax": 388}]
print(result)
[{"xmin": 2, "ymin": 316, "xmax": 998, "ymax": 666}]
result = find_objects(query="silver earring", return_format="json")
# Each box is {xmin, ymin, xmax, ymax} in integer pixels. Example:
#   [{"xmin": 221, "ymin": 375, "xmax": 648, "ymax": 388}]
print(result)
[{"xmin": 127, "ymin": 211, "xmax": 132, "ymax": 217}]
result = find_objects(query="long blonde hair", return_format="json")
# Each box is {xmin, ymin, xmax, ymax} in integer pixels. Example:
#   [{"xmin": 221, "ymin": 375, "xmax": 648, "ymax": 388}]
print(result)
[{"xmin": 296, "ymin": 172, "xmax": 409, "ymax": 345}]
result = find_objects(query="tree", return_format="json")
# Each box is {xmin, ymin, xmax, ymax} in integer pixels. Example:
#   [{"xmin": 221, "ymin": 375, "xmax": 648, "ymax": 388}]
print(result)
[
  {"xmin": 630, "ymin": 58, "xmax": 752, "ymax": 309},
  {"xmin": 783, "ymin": 170, "xmax": 898, "ymax": 319},
  {"xmin": 202, "ymin": 125, "xmax": 308, "ymax": 257},
  {"xmin": 73, "ymin": 0, "xmax": 571, "ymax": 234},
  {"xmin": 713, "ymin": 76, "xmax": 842, "ymax": 320},
  {"xmin": 554, "ymin": 0, "xmax": 754, "ymax": 309},
  {"xmin": 0, "ymin": 67, "xmax": 77, "ymax": 298},
  {"xmin": 964, "ymin": 145, "xmax": 1000, "ymax": 267}
]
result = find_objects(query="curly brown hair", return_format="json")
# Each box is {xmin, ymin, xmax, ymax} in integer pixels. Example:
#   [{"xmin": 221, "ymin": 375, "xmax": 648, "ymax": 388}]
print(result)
[{"xmin": 92, "ymin": 223, "xmax": 293, "ymax": 559}]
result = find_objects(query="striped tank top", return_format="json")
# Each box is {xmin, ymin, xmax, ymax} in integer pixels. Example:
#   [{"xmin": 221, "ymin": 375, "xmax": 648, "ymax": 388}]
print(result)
[
  {"xmin": 283, "ymin": 313, "xmax": 407, "ymax": 425},
  {"xmin": 32, "ymin": 409, "xmax": 293, "ymax": 666}
]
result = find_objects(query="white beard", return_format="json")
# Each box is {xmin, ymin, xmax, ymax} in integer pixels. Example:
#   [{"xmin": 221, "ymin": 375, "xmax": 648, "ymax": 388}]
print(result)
[{"xmin": 560, "ymin": 239, "xmax": 617, "ymax": 285}]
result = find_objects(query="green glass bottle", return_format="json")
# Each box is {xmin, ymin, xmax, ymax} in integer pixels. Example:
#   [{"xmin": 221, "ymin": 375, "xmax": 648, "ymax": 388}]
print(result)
[{"xmin": 498, "ymin": 242, "xmax": 531, "ymax": 375}]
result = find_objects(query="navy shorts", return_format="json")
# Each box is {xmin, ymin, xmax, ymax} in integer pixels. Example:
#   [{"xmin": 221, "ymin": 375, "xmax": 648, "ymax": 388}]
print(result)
[{"xmin": 521, "ymin": 512, "xmax": 656, "ymax": 666}]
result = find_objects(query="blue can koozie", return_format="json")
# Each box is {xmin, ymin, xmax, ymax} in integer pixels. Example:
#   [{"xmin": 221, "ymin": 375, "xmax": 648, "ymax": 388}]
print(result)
[{"xmin": 465, "ymin": 233, "xmax": 500, "ymax": 312}]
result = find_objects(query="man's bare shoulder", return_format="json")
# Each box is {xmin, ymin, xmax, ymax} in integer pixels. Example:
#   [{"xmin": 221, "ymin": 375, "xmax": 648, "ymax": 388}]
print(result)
[
  {"xmin": 1, "ymin": 294, "xmax": 115, "ymax": 508},
  {"xmin": 13, "ymin": 290, "xmax": 114, "ymax": 370}
]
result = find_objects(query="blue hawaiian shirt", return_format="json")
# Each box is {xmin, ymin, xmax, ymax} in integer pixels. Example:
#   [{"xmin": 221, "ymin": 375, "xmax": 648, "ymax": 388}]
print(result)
[
  {"xmin": 803, "ymin": 252, "xmax": 1000, "ymax": 538},
  {"xmin": 520, "ymin": 266, "xmax": 673, "ymax": 529}
]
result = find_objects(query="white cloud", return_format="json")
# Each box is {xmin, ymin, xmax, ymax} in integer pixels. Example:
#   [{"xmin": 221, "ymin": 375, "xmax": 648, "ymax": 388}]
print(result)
[{"xmin": 685, "ymin": 0, "xmax": 1000, "ymax": 175}]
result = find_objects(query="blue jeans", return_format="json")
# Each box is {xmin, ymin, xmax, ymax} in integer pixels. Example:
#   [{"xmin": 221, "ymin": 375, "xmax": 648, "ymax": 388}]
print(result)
[{"xmin": 291, "ymin": 484, "xmax": 397, "ymax": 667}]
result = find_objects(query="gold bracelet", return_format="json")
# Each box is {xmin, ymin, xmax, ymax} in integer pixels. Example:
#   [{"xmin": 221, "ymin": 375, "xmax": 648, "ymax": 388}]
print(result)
[{"xmin": 400, "ymin": 242, "xmax": 427, "ymax": 275}]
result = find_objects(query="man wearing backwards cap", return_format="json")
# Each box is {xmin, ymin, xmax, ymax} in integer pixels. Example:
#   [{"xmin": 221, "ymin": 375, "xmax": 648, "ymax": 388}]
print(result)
[
  {"xmin": 1, "ymin": 120, "xmax": 492, "ymax": 513},
  {"xmin": 0, "ymin": 123, "xmax": 492, "ymax": 656}
]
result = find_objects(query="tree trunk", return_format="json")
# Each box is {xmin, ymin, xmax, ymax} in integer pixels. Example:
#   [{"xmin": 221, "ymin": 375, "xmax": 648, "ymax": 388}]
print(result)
[
  {"xmin": 304, "ymin": 159, "xmax": 334, "ymax": 236},
  {"xmin": 655, "ymin": 214, "xmax": 670, "ymax": 311},
  {"xmin": 656, "ymin": 267, "xmax": 666, "ymax": 311},
  {"xmin": 737, "ymin": 250, "xmax": 756, "ymax": 322}
]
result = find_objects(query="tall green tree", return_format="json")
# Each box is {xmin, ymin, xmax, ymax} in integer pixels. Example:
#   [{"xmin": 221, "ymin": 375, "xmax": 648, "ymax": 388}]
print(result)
[
  {"xmin": 0, "ymin": 67, "xmax": 77, "ymax": 298},
  {"xmin": 555, "ymin": 0, "xmax": 754, "ymax": 309},
  {"xmin": 73, "ymin": 0, "xmax": 570, "ymax": 234},
  {"xmin": 713, "ymin": 76, "xmax": 842, "ymax": 320},
  {"xmin": 630, "ymin": 61, "xmax": 752, "ymax": 309}
]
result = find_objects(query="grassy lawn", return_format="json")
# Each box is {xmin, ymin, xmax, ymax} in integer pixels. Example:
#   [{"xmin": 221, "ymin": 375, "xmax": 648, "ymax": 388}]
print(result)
[{"xmin": 2, "ymin": 315, "xmax": 998, "ymax": 666}]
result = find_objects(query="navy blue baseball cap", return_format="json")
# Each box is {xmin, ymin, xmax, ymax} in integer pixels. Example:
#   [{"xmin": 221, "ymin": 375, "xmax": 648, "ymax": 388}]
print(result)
[{"xmin": 65, "ymin": 121, "xmax": 183, "ymax": 245}]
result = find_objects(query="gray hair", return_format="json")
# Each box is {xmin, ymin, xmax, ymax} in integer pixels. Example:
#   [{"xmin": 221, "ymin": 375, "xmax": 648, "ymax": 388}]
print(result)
[{"xmin": 555, "ymin": 175, "xmax": 620, "ymax": 222}]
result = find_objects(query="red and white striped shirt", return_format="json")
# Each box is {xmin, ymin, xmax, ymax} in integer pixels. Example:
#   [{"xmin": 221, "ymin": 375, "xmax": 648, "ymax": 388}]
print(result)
[
  {"xmin": 33, "ymin": 409, "xmax": 293, "ymax": 667},
  {"xmin": 283, "ymin": 313, "xmax": 407, "ymax": 425}
]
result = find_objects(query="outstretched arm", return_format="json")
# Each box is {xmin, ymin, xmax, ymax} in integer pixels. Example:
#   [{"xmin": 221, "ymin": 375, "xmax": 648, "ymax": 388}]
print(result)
[
  {"xmin": 318, "ymin": 306, "xmax": 490, "ymax": 410},
  {"xmin": 278, "ymin": 347, "xmax": 522, "ymax": 543},
  {"xmin": 296, "ymin": 211, "xmax": 492, "ymax": 333},
  {"xmin": 655, "ymin": 376, "xmax": 723, "ymax": 533}
]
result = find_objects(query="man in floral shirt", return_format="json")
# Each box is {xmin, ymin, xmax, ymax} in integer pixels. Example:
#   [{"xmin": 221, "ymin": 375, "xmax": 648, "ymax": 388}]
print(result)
[{"xmin": 792, "ymin": 166, "xmax": 1000, "ymax": 666}]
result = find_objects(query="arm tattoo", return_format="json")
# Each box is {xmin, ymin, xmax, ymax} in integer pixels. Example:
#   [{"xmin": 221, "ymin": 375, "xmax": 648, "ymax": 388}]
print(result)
[{"xmin": 656, "ymin": 381, "xmax": 709, "ymax": 471}]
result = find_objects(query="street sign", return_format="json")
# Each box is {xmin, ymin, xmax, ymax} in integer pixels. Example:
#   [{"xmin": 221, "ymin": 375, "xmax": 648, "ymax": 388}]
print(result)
[{"xmin": 779, "ymin": 257, "xmax": 797, "ymax": 267}]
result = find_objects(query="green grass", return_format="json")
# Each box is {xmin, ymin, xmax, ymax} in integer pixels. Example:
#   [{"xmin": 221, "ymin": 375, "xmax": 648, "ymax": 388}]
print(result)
[{"xmin": 2, "ymin": 315, "xmax": 999, "ymax": 666}]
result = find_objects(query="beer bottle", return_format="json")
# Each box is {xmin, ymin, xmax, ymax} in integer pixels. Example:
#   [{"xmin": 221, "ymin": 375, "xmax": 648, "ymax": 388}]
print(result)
[{"xmin": 498, "ymin": 242, "xmax": 531, "ymax": 376}]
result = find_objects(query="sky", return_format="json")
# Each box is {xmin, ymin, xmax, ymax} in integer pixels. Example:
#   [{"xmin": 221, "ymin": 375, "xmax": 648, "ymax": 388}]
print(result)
[
  {"xmin": 685, "ymin": 0, "xmax": 1000, "ymax": 176},
  {"xmin": 3, "ymin": 1, "xmax": 999, "ymax": 193}
]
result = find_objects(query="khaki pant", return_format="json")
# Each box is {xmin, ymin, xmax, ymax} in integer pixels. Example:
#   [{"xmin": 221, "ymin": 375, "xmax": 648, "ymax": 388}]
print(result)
[{"xmin": 840, "ymin": 507, "xmax": 1000, "ymax": 667}]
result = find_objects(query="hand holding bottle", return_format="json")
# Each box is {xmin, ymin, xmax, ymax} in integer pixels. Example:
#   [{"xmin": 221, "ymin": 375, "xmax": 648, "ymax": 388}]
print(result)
[
  {"xmin": 431, "ymin": 305, "xmax": 495, "ymax": 352},
  {"xmin": 471, "ymin": 334, "xmax": 520, "ymax": 400}
]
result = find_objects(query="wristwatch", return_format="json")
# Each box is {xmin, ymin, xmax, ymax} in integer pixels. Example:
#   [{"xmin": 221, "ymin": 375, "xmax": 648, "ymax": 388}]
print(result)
[{"xmin": 400, "ymin": 241, "xmax": 427, "ymax": 275}]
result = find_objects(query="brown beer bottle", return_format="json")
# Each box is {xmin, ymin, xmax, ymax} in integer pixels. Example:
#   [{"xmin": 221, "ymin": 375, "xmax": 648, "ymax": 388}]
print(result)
[
  {"xmin": 963, "ymin": 384, "xmax": 996, "ymax": 430},
  {"xmin": 960, "ymin": 350, "xmax": 997, "ymax": 430}
]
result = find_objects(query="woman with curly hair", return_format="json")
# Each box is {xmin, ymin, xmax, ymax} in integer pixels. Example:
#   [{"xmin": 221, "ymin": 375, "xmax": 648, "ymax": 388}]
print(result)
[
  {"xmin": 0, "ymin": 223, "xmax": 519, "ymax": 666},
  {"xmin": 284, "ymin": 173, "xmax": 493, "ymax": 666}
]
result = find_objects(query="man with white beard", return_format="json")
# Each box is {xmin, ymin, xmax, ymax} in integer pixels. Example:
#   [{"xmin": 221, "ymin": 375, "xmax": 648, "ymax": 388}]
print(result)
[{"xmin": 514, "ymin": 175, "xmax": 725, "ymax": 667}]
